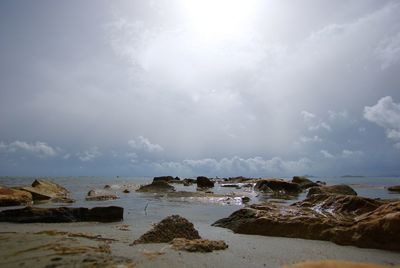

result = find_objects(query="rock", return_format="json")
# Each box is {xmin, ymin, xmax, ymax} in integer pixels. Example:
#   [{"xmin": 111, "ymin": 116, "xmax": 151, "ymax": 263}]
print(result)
[
  {"xmin": 153, "ymin": 176, "xmax": 174, "ymax": 183},
  {"xmin": 0, "ymin": 186, "xmax": 33, "ymax": 206},
  {"xmin": 132, "ymin": 215, "xmax": 201, "ymax": 244},
  {"xmin": 254, "ymin": 179, "xmax": 301, "ymax": 194},
  {"xmin": 183, "ymin": 178, "xmax": 195, "ymax": 186},
  {"xmin": 0, "ymin": 206, "xmax": 123, "ymax": 223},
  {"xmin": 213, "ymin": 194, "xmax": 400, "ymax": 251},
  {"xmin": 85, "ymin": 189, "xmax": 119, "ymax": 201},
  {"xmin": 307, "ymin": 184, "xmax": 357, "ymax": 197},
  {"xmin": 226, "ymin": 176, "xmax": 253, "ymax": 183},
  {"xmin": 241, "ymin": 196, "xmax": 250, "ymax": 203},
  {"xmin": 136, "ymin": 181, "xmax": 175, "ymax": 193},
  {"xmin": 104, "ymin": 185, "xmax": 111, "ymax": 189},
  {"xmin": 123, "ymin": 189, "xmax": 130, "ymax": 193},
  {"xmin": 387, "ymin": 185, "xmax": 400, "ymax": 192},
  {"xmin": 170, "ymin": 238, "xmax": 228, "ymax": 252},
  {"xmin": 174, "ymin": 176, "xmax": 181, "ymax": 181},
  {"xmin": 220, "ymin": 184, "xmax": 241, "ymax": 189},
  {"xmin": 284, "ymin": 260, "xmax": 394, "ymax": 268},
  {"xmin": 19, "ymin": 179, "xmax": 70, "ymax": 201},
  {"xmin": 196, "ymin": 176, "xmax": 214, "ymax": 188},
  {"xmin": 291, "ymin": 176, "xmax": 319, "ymax": 189}
]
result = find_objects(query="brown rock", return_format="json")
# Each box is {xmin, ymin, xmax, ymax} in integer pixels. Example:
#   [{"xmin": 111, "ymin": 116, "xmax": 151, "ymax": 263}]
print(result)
[
  {"xmin": 153, "ymin": 176, "xmax": 174, "ymax": 183},
  {"xmin": 307, "ymin": 184, "xmax": 357, "ymax": 197},
  {"xmin": 19, "ymin": 179, "xmax": 71, "ymax": 201},
  {"xmin": 292, "ymin": 176, "xmax": 319, "ymax": 189},
  {"xmin": 387, "ymin": 185, "xmax": 400, "ymax": 192},
  {"xmin": 136, "ymin": 181, "xmax": 175, "ymax": 193},
  {"xmin": 255, "ymin": 179, "xmax": 301, "ymax": 194},
  {"xmin": 197, "ymin": 176, "xmax": 214, "ymax": 188},
  {"xmin": 0, "ymin": 186, "xmax": 33, "ymax": 206},
  {"xmin": 85, "ymin": 189, "xmax": 119, "ymax": 201},
  {"xmin": 284, "ymin": 260, "xmax": 394, "ymax": 268},
  {"xmin": 132, "ymin": 215, "xmax": 201, "ymax": 244},
  {"xmin": 213, "ymin": 194, "xmax": 400, "ymax": 251},
  {"xmin": 0, "ymin": 206, "xmax": 123, "ymax": 223},
  {"xmin": 170, "ymin": 238, "xmax": 228, "ymax": 252}
]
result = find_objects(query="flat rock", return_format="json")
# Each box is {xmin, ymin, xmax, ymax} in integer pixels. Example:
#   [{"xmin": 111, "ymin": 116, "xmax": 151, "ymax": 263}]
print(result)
[
  {"xmin": 153, "ymin": 176, "xmax": 174, "ymax": 183},
  {"xmin": 213, "ymin": 194, "xmax": 400, "ymax": 251},
  {"xmin": 387, "ymin": 185, "xmax": 400, "ymax": 192},
  {"xmin": 255, "ymin": 179, "xmax": 301, "ymax": 194},
  {"xmin": 132, "ymin": 215, "xmax": 201, "ymax": 244},
  {"xmin": 0, "ymin": 206, "xmax": 123, "ymax": 223},
  {"xmin": 0, "ymin": 186, "xmax": 33, "ymax": 206},
  {"xmin": 85, "ymin": 189, "xmax": 119, "ymax": 201},
  {"xmin": 170, "ymin": 238, "xmax": 228, "ymax": 252},
  {"xmin": 307, "ymin": 184, "xmax": 357, "ymax": 197},
  {"xmin": 136, "ymin": 181, "xmax": 175, "ymax": 193}
]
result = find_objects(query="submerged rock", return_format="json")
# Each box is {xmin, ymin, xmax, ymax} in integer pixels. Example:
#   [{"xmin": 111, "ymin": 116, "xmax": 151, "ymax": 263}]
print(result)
[
  {"xmin": 197, "ymin": 176, "xmax": 214, "ymax": 188},
  {"xmin": 0, "ymin": 186, "xmax": 33, "ymax": 206},
  {"xmin": 255, "ymin": 179, "xmax": 301, "ymax": 194},
  {"xmin": 136, "ymin": 181, "xmax": 175, "ymax": 193},
  {"xmin": 307, "ymin": 184, "xmax": 357, "ymax": 197},
  {"xmin": 213, "ymin": 194, "xmax": 400, "ymax": 251},
  {"xmin": 0, "ymin": 206, "xmax": 123, "ymax": 223},
  {"xmin": 170, "ymin": 238, "xmax": 228, "ymax": 252},
  {"xmin": 85, "ymin": 189, "xmax": 119, "ymax": 201},
  {"xmin": 387, "ymin": 185, "xmax": 400, "ymax": 192},
  {"xmin": 132, "ymin": 215, "xmax": 201, "ymax": 244}
]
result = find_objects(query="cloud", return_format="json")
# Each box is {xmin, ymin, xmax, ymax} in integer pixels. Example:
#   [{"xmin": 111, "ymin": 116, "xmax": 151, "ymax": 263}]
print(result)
[
  {"xmin": 301, "ymin": 111, "xmax": 331, "ymax": 132},
  {"xmin": 320, "ymin": 150, "xmax": 334, "ymax": 159},
  {"xmin": 77, "ymin": 147, "xmax": 102, "ymax": 162},
  {"xmin": 128, "ymin": 136, "xmax": 164, "ymax": 153},
  {"xmin": 341, "ymin": 149, "xmax": 363, "ymax": 158},
  {"xmin": 364, "ymin": 96, "xmax": 400, "ymax": 148},
  {"xmin": 0, "ymin": 141, "xmax": 58, "ymax": 158},
  {"xmin": 375, "ymin": 31, "xmax": 400, "ymax": 70},
  {"xmin": 301, "ymin": 111, "xmax": 316, "ymax": 121},
  {"xmin": 299, "ymin": 136, "xmax": 322, "ymax": 143}
]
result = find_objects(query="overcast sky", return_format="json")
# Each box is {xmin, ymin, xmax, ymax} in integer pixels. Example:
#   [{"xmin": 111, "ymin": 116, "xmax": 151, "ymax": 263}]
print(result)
[{"xmin": 1, "ymin": 0, "xmax": 400, "ymax": 177}]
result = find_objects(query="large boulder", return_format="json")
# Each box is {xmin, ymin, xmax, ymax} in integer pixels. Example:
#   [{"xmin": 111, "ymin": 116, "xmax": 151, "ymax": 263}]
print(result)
[
  {"xmin": 291, "ymin": 176, "xmax": 319, "ymax": 189},
  {"xmin": 254, "ymin": 179, "xmax": 301, "ymax": 194},
  {"xmin": 0, "ymin": 186, "xmax": 32, "ymax": 206},
  {"xmin": 19, "ymin": 179, "xmax": 72, "ymax": 202},
  {"xmin": 213, "ymin": 194, "xmax": 400, "ymax": 251},
  {"xmin": 153, "ymin": 176, "xmax": 174, "ymax": 183},
  {"xmin": 387, "ymin": 185, "xmax": 400, "ymax": 192},
  {"xmin": 196, "ymin": 176, "xmax": 214, "ymax": 188},
  {"xmin": 85, "ymin": 189, "xmax": 119, "ymax": 201},
  {"xmin": 132, "ymin": 215, "xmax": 201, "ymax": 244},
  {"xmin": 307, "ymin": 184, "xmax": 357, "ymax": 197},
  {"xmin": 0, "ymin": 206, "xmax": 123, "ymax": 223},
  {"xmin": 136, "ymin": 181, "xmax": 175, "ymax": 193}
]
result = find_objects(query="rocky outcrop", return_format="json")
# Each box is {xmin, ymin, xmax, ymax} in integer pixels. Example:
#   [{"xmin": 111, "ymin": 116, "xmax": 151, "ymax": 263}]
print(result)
[
  {"xmin": 197, "ymin": 176, "xmax": 214, "ymax": 188},
  {"xmin": 136, "ymin": 181, "xmax": 175, "ymax": 193},
  {"xmin": 132, "ymin": 215, "xmax": 201, "ymax": 244},
  {"xmin": 170, "ymin": 238, "xmax": 228, "ymax": 252},
  {"xmin": 254, "ymin": 179, "xmax": 301, "ymax": 194},
  {"xmin": 153, "ymin": 176, "xmax": 174, "ymax": 183},
  {"xmin": 284, "ymin": 260, "xmax": 394, "ymax": 268},
  {"xmin": 19, "ymin": 179, "xmax": 73, "ymax": 203},
  {"xmin": 307, "ymin": 184, "xmax": 357, "ymax": 197},
  {"xmin": 183, "ymin": 178, "xmax": 196, "ymax": 186},
  {"xmin": 387, "ymin": 185, "xmax": 400, "ymax": 192},
  {"xmin": 291, "ymin": 176, "xmax": 319, "ymax": 189},
  {"xmin": 85, "ymin": 189, "xmax": 119, "ymax": 201},
  {"xmin": 0, "ymin": 206, "xmax": 123, "ymax": 223},
  {"xmin": 213, "ymin": 194, "xmax": 400, "ymax": 251},
  {"xmin": 0, "ymin": 186, "xmax": 33, "ymax": 206}
]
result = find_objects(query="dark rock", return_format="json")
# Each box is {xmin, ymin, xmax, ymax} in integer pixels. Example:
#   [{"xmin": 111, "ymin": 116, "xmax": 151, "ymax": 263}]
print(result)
[
  {"xmin": 0, "ymin": 186, "xmax": 33, "ymax": 206},
  {"xmin": 136, "ymin": 181, "xmax": 175, "ymax": 193},
  {"xmin": 292, "ymin": 176, "xmax": 319, "ymax": 189},
  {"xmin": 153, "ymin": 176, "xmax": 174, "ymax": 183},
  {"xmin": 213, "ymin": 194, "xmax": 400, "ymax": 252},
  {"xmin": 387, "ymin": 185, "xmax": 400, "ymax": 192},
  {"xmin": 170, "ymin": 238, "xmax": 228, "ymax": 252},
  {"xmin": 183, "ymin": 178, "xmax": 195, "ymax": 186},
  {"xmin": 174, "ymin": 177, "xmax": 181, "ymax": 181},
  {"xmin": 227, "ymin": 176, "xmax": 252, "ymax": 183},
  {"xmin": 241, "ymin": 196, "xmax": 251, "ymax": 203},
  {"xmin": 0, "ymin": 206, "xmax": 123, "ymax": 223},
  {"xmin": 132, "ymin": 215, "xmax": 201, "ymax": 244},
  {"xmin": 123, "ymin": 189, "xmax": 130, "ymax": 193},
  {"xmin": 220, "ymin": 184, "xmax": 241, "ymax": 189},
  {"xmin": 104, "ymin": 185, "xmax": 111, "ymax": 189},
  {"xmin": 85, "ymin": 189, "xmax": 119, "ymax": 201},
  {"xmin": 307, "ymin": 184, "xmax": 357, "ymax": 197},
  {"xmin": 196, "ymin": 176, "xmax": 214, "ymax": 188},
  {"xmin": 255, "ymin": 179, "xmax": 301, "ymax": 194}
]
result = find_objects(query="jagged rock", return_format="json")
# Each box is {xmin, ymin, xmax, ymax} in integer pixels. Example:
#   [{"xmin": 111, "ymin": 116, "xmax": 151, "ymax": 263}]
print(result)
[
  {"xmin": 196, "ymin": 176, "xmax": 214, "ymax": 188},
  {"xmin": 132, "ymin": 215, "xmax": 201, "ymax": 244},
  {"xmin": 153, "ymin": 176, "xmax": 174, "ymax": 182},
  {"xmin": 254, "ymin": 179, "xmax": 301, "ymax": 194},
  {"xmin": 170, "ymin": 238, "xmax": 228, "ymax": 252},
  {"xmin": 0, "ymin": 206, "xmax": 123, "ymax": 223},
  {"xmin": 213, "ymin": 194, "xmax": 400, "ymax": 251},
  {"xmin": 183, "ymin": 178, "xmax": 195, "ymax": 186},
  {"xmin": 291, "ymin": 176, "xmax": 319, "ymax": 189},
  {"xmin": 19, "ymin": 179, "xmax": 71, "ymax": 202},
  {"xmin": 0, "ymin": 186, "xmax": 33, "ymax": 206},
  {"xmin": 387, "ymin": 185, "xmax": 400, "ymax": 192},
  {"xmin": 307, "ymin": 184, "xmax": 357, "ymax": 197},
  {"xmin": 136, "ymin": 181, "xmax": 175, "ymax": 193},
  {"xmin": 284, "ymin": 260, "xmax": 394, "ymax": 268},
  {"xmin": 85, "ymin": 189, "xmax": 119, "ymax": 201}
]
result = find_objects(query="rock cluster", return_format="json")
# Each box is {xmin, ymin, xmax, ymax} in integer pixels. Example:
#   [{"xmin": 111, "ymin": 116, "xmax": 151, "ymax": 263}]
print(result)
[{"xmin": 170, "ymin": 238, "xmax": 228, "ymax": 252}]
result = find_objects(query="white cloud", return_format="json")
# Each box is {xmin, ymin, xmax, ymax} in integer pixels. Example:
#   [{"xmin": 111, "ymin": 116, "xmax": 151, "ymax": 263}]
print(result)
[
  {"xmin": 0, "ymin": 141, "xmax": 58, "ymax": 158},
  {"xmin": 375, "ymin": 31, "xmax": 400, "ymax": 70},
  {"xmin": 301, "ymin": 111, "xmax": 316, "ymax": 122},
  {"xmin": 77, "ymin": 147, "xmax": 102, "ymax": 162},
  {"xmin": 300, "ymin": 136, "xmax": 322, "ymax": 143},
  {"xmin": 128, "ymin": 136, "xmax": 164, "ymax": 153},
  {"xmin": 320, "ymin": 150, "xmax": 334, "ymax": 159},
  {"xmin": 341, "ymin": 149, "xmax": 363, "ymax": 158},
  {"xmin": 308, "ymin": 122, "xmax": 331, "ymax": 132},
  {"xmin": 364, "ymin": 96, "xmax": 400, "ymax": 149},
  {"xmin": 328, "ymin": 110, "xmax": 348, "ymax": 120},
  {"xmin": 301, "ymin": 111, "xmax": 331, "ymax": 132}
]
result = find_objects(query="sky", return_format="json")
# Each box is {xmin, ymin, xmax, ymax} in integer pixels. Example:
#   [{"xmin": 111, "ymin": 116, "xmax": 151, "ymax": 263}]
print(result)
[{"xmin": 1, "ymin": 0, "xmax": 400, "ymax": 177}]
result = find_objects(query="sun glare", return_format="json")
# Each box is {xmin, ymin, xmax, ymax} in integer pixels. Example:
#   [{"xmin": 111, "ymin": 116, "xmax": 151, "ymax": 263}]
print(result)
[{"xmin": 181, "ymin": 0, "xmax": 258, "ymax": 39}]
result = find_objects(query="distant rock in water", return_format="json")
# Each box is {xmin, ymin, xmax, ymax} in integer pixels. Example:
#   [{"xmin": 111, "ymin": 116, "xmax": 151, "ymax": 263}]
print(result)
[
  {"xmin": 307, "ymin": 184, "xmax": 357, "ymax": 197},
  {"xmin": 153, "ymin": 176, "xmax": 174, "ymax": 183},
  {"xmin": 213, "ymin": 194, "xmax": 400, "ymax": 251},
  {"xmin": 0, "ymin": 186, "xmax": 33, "ymax": 206},
  {"xmin": 196, "ymin": 176, "xmax": 214, "ymax": 188},
  {"xmin": 136, "ymin": 181, "xmax": 175, "ymax": 193},
  {"xmin": 170, "ymin": 238, "xmax": 228, "ymax": 252},
  {"xmin": 255, "ymin": 179, "xmax": 301, "ymax": 194},
  {"xmin": 85, "ymin": 189, "xmax": 119, "ymax": 201},
  {"xmin": 132, "ymin": 215, "xmax": 201, "ymax": 245},
  {"xmin": 387, "ymin": 185, "xmax": 400, "ymax": 192},
  {"xmin": 0, "ymin": 206, "xmax": 123, "ymax": 223}
]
